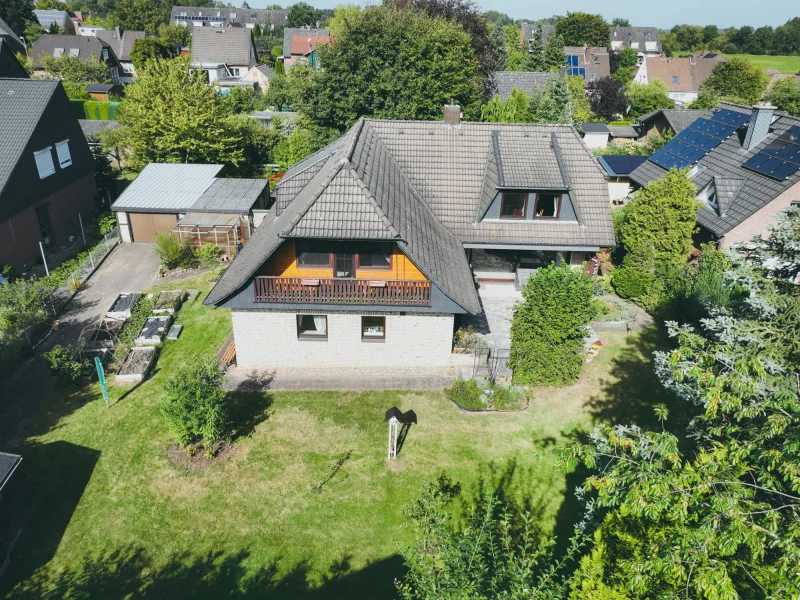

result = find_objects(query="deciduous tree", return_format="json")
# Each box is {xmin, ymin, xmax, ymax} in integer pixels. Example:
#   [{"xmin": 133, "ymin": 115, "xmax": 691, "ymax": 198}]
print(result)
[
  {"xmin": 626, "ymin": 79, "xmax": 675, "ymax": 118},
  {"xmin": 110, "ymin": 0, "xmax": 171, "ymax": 32},
  {"xmin": 766, "ymin": 77, "xmax": 800, "ymax": 117},
  {"xmin": 585, "ymin": 76, "xmax": 628, "ymax": 121},
  {"xmin": 0, "ymin": 0, "xmax": 36, "ymax": 38},
  {"xmin": 129, "ymin": 37, "xmax": 175, "ymax": 71},
  {"xmin": 554, "ymin": 11, "xmax": 609, "ymax": 47},
  {"xmin": 286, "ymin": 1, "xmax": 319, "ymax": 27},
  {"xmin": 690, "ymin": 57, "xmax": 769, "ymax": 109}
]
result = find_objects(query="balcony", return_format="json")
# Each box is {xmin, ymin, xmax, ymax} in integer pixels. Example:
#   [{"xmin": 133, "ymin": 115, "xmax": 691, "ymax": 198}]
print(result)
[{"xmin": 253, "ymin": 277, "xmax": 431, "ymax": 306}]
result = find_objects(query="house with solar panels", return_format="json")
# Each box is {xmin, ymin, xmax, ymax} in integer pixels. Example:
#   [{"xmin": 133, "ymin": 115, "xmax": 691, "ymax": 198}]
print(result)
[
  {"xmin": 202, "ymin": 106, "xmax": 614, "ymax": 369},
  {"xmin": 629, "ymin": 102, "xmax": 800, "ymax": 250}
]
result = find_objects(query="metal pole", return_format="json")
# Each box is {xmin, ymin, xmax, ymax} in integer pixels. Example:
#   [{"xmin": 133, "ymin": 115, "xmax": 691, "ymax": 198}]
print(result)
[
  {"xmin": 39, "ymin": 242, "xmax": 49, "ymax": 276},
  {"xmin": 78, "ymin": 213, "xmax": 87, "ymax": 246}
]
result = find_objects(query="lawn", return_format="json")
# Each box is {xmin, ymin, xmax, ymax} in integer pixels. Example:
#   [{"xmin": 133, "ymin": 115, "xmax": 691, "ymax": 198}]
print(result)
[
  {"xmin": 723, "ymin": 54, "xmax": 800, "ymax": 73},
  {"xmin": 0, "ymin": 276, "xmax": 675, "ymax": 599}
]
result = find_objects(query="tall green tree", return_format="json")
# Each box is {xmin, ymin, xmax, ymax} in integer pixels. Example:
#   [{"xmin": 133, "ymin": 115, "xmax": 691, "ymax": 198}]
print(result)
[
  {"xmin": 129, "ymin": 37, "xmax": 175, "ymax": 71},
  {"xmin": 529, "ymin": 76, "xmax": 571, "ymax": 123},
  {"xmin": 286, "ymin": 1, "xmax": 320, "ymax": 27},
  {"xmin": 766, "ymin": 77, "xmax": 800, "ymax": 117},
  {"xmin": 157, "ymin": 22, "xmax": 191, "ymax": 47},
  {"xmin": 0, "ymin": 0, "xmax": 36, "ymax": 38},
  {"xmin": 480, "ymin": 88, "xmax": 530, "ymax": 123},
  {"xmin": 626, "ymin": 79, "xmax": 676, "ymax": 118},
  {"xmin": 509, "ymin": 263, "xmax": 595, "ymax": 386},
  {"xmin": 690, "ymin": 57, "xmax": 769, "ymax": 109},
  {"xmin": 554, "ymin": 12, "xmax": 609, "ymax": 47},
  {"xmin": 503, "ymin": 23, "xmax": 533, "ymax": 72},
  {"xmin": 301, "ymin": 6, "xmax": 483, "ymax": 131},
  {"xmin": 528, "ymin": 24, "xmax": 546, "ymax": 71},
  {"xmin": 110, "ymin": 0, "xmax": 171, "ymax": 32},
  {"xmin": 117, "ymin": 57, "xmax": 247, "ymax": 169},
  {"xmin": 619, "ymin": 169, "xmax": 699, "ymax": 264},
  {"xmin": 610, "ymin": 18, "xmax": 630, "ymax": 27},
  {"xmin": 544, "ymin": 32, "xmax": 566, "ymax": 72},
  {"xmin": 566, "ymin": 208, "xmax": 800, "ymax": 598},
  {"xmin": 567, "ymin": 75, "xmax": 594, "ymax": 124}
]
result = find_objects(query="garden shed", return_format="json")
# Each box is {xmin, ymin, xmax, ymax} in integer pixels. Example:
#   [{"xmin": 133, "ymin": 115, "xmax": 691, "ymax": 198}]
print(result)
[{"xmin": 111, "ymin": 164, "xmax": 269, "ymax": 254}]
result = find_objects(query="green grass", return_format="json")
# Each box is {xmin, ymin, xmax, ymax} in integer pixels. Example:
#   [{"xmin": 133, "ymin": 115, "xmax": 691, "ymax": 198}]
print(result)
[
  {"xmin": 723, "ymin": 54, "xmax": 800, "ymax": 73},
  {"xmin": 0, "ymin": 276, "xmax": 675, "ymax": 599}
]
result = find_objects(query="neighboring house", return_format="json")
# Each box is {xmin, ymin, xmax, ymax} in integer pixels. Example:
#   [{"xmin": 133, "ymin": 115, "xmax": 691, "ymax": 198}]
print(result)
[
  {"xmin": 492, "ymin": 71, "xmax": 559, "ymax": 100},
  {"xmin": 0, "ymin": 39, "xmax": 27, "ymax": 78},
  {"xmin": 609, "ymin": 26, "xmax": 661, "ymax": 59},
  {"xmin": 171, "ymin": 6, "xmax": 288, "ymax": 30},
  {"xmin": 190, "ymin": 27, "xmax": 256, "ymax": 87},
  {"xmin": 0, "ymin": 78, "xmax": 98, "ymax": 270},
  {"xmin": 202, "ymin": 108, "xmax": 614, "ymax": 369},
  {"xmin": 250, "ymin": 110, "xmax": 298, "ymax": 129},
  {"xmin": 630, "ymin": 102, "xmax": 800, "ymax": 250},
  {"xmin": 240, "ymin": 64, "xmax": 274, "ymax": 93},
  {"xmin": 520, "ymin": 23, "xmax": 555, "ymax": 47},
  {"xmin": 0, "ymin": 16, "xmax": 25, "ymax": 55},
  {"xmin": 77, "ymin": 24, "xmax": 105, "ymax": 36},
  {"xmin": 282, "ymin": 28, "xmax": 330, "ymax": 69},
  {"xmin": 31, "ymin": 34, "xmax": 122, "ymax": 83},
  {"xmin": 636, "ymin": 108, "xmax": 713, "ymax": 140},
  {"xmin": 580, "ymin": 123, "xmax": 637, "ymax": 149},
  {"xmin": 597, "ymin": 155, "xmax": 648, "ymax": 204},
  {"xmin": 96, "ymin": 28, "xmax": 147, "ymax": 83},
  {"xmin": 565, "ymin": 46, "xmax": 610, "ymax": 82},
  {"xmin": 84, "ymin": 82, "xmax": 122, "ymax": 100},
  {"xmin": 111, "ymin": 164, "xmax": 269, "ymax": 257},
  {"xmin": 33, "ymin": 10, "xmax": 75, "ymax": 33},
  {"xmin": 635, "ymin": 53, "xmax": 727, "ymax": 105}
]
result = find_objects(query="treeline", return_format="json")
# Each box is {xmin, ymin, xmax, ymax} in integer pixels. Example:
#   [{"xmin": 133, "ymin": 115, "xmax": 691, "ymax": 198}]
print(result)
[{"xmin": 664, "ymin": 19, "xmax": 800, "ymax": 56}]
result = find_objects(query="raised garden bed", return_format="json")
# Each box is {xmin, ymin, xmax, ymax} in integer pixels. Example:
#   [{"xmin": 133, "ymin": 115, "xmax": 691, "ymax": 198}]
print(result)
[
  {"xmin": 106, "ymin": 293, "xmax": 140, "ymax": 321},
  {"xmin": 152, "ymin": 290, "xmax": 185, "ymax": 315},
  {"xmin": 591, "ymin": 296, "xmax": 638, "ymax": 331},
  {"xmin": 445, "ymin": 379, "xmax": 529, "ymax": 412},
  {"xmin": 134, "ymin": 315, "xmax": 172, "ymax": 346},
  {"xmin": 116, "ymin": 346, "xmax": 157, "ymax": 382},
  {"xmin": 83, "ymin": 319, "xmax": 123, "ymax": 349}
]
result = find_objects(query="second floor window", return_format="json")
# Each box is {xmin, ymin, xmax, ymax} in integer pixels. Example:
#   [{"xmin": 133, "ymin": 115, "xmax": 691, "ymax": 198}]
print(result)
[
  {"xmin": 358, "ymin": 243, "xmax": 392, "ymax": 269},
  {"xmin": 673, "ymin": 76, "xmax": 679, "ymax": 83},
  {"xmin": 296, "ymin": 240, "xmax": 331, "ymax": 267},
  {"xmin": 534, "ymin": 194, "xmax": 561, "ymax": 218},
  {"xmin": 500, "ymin": 192, "xmax": 527, "ymax": 219},
  {"xmin": 55, "ymin": 140, "xmax": 72, "ymax": 168},
  {"xmin": 34, "ymin": 147, "xmax": 55, "ymax": 179}
]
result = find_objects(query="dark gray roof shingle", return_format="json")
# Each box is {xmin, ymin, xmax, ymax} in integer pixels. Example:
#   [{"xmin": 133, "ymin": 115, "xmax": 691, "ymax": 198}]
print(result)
[
  {"xmin": 31, "ymin": 34, "xmax": 116, "ymax": 69},
  {"xmin": 190, "ymin": 27, "xmax": 254, "ymax": 66},
  {"xmin": 172, "ymin": 6, "xmax": 288, "ymax": 27},
  {"xmin": 637, "ymin": 109, "xmax": 713, "ymax": 134},
  {"xmin": 193, "ymin": 178, "xmax": 268, "ymax": 213},
  {"xmin": 606, "ymin": 125, "xmax": 638, "ymax": 138},
  {"xmin": 0, "ymin": 16, "xmax": 25, "ymax": 52},
  {"xmin": 0, "ymin": 78, "xmax": 60, "ymax": 198},
  {"xmin": 610, "ymin": 26, "xmax": 660, "ymax": 52},
  {"xmin": 630, "ymin": 102, "xmax": 800, "ymax": 238},
  {"xmin": 96, "ymin": 28, "xmax": 146, "ymax": 61},
  {"xmin": 492, "ymin": 71, "xmax": 558, "ymax": 101}
]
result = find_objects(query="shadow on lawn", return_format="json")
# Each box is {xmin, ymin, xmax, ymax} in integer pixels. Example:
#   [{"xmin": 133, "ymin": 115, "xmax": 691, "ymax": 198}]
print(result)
[
  {"xmin": 4, "ymin": 545, "xmax": 406, "ymax": 600},
  {"xmin": 226, "ymin": 390, "xmax": 274, "ymax": 442}
]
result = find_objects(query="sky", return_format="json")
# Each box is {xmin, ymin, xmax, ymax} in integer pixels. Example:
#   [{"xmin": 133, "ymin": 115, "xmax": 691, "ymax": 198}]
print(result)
[{"xmin": 248, "ymin": 0, "xmax": 797, "ymax": 29}]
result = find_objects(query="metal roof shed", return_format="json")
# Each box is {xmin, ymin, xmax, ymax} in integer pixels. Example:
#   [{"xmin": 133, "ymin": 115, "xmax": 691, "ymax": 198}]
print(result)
[
  {"xmin": 111, "ymin": 164, "xmax": 224, "ymax": 213},
  {"xmin": 172, "ymin": 212, "xmax": 243, "ymax": 257},
  {"xmin": 192, "ymin": 178, "xmax": 268, "ymax": 213}
]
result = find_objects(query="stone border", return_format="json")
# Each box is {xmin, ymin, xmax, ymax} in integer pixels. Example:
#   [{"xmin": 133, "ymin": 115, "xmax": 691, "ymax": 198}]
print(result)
[{"xmin": 444, "ymin": 390, "xmax": 530, "ymax": 413}]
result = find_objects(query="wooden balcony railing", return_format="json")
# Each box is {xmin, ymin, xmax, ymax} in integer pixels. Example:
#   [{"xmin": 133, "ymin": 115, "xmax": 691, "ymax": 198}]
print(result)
[{"xmin": 253, "ymin": 276, "xmax": 431, "ymax": 306}]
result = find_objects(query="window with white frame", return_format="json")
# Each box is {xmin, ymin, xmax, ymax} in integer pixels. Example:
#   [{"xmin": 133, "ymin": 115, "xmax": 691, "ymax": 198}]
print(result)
[
  {"xmin": 705, "ymin": 184, "xmax": 718, "ymax": 208},
  {"xmin": 68, "ymin": 48, "xmax": 79, "ymax": 56},
  {"xmin": 122, "ymin": 62, "xmax": 135, "ymax": 73},
  {"xmin": 55, "ymin": 140, "xmax": 72, "ymax": 168},
  {"xmin": 34, "ymin": 148, "xmax": 56, "ymax": 178},
  {"xmin": 230, "ymin": 67, "xmax": 240, "ymax": 76},
  {"xmin": 53, "ymin": 48, "xmax": 64, "ymax": 57},
  {"xmin": 589, "ymin": 72, "xmax": 596, "ymax": 81}
]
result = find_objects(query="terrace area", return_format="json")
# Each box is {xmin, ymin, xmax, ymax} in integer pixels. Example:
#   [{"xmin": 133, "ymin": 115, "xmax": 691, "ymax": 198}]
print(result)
[{"xmin": 253, "ymin": 276, "xmax": 431, "ymax": 306}]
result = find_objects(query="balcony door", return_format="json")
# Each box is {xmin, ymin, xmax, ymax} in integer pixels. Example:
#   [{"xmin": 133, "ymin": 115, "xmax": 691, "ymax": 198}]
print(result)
[{"xmin": 334, "ymin": 244, "xmax": 355, "ymax": 278}]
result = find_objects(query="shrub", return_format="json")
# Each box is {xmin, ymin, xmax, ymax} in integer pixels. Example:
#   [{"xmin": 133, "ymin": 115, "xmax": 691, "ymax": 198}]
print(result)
[
  {"xmin": 161, "ymin": 356, "xmax": 229, "ymax": 450},
  {"xmin": 453, "ymin": 326, "xmax": 488, "ymax": 352},
  {"xmin": 446, "ymin": 379, "xmax": 483, "ymax": 408},
  {"xmin": 691, "ymin": 244, "xmax": 732, "ymax": 311},
  {"xmin": 154, "ymin": 234, "xmax": 184, "ymax": 269},
  {"xmin": 91, "ymin": 212, "xmax": 117, "ymax": 237},
  {"xmin": 195, "ymin": 243, "xmax": 221, "ymax": 270},
  {"xmin": 509, "ymin": 264, "xmax": 595, "ymax": 386},
  {"xmin": 44, "ymin": 345, "xmax": 89, "ymax": 384},
  {"xmin": 611, "ymin": 265, "xmax": 652, "ymax": 299},
  {"xmin": 445, "ymin": 379, "xmax": 527, "ymax": 411}
]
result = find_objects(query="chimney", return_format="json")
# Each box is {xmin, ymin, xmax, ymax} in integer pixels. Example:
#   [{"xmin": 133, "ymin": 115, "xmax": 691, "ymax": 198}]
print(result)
[
  {"xmin": 584, "ymin": 43, "xmax": 589, "ymax": 64},
  {"xmin": 444, "ymin": 103, "xmax": 461, "ymax": 126},
  {"xmin": 743, "ymin": 102, "xmax": 776, "ymax": 151}
]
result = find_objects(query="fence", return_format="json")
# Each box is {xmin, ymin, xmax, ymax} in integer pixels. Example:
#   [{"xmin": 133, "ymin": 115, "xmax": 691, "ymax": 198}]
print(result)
[{"xmin": 472, "ymin": 348, "xmax": 513, "ymax": 383}]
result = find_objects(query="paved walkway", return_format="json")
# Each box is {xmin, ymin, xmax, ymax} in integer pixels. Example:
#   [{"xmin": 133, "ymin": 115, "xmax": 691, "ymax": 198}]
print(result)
[
  {"xmin": 462, "ymin": 282, "xmax": 522, "ymax": 349},
  {"xmin": 224, "ymin": 365, "xmax": 457, "ymax": 392},
  {"xmin": 0, "ymin": 244, "xmax": 160, "ymax": 446}
]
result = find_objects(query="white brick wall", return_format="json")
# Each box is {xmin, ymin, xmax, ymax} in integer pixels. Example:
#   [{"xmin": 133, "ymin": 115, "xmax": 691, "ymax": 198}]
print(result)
[{"xmin": 232, "ymin": 310, "xmax": 455, "ymax": 367}]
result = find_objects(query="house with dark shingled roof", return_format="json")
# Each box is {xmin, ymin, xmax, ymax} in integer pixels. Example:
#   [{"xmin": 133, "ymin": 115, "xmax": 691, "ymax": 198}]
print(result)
[
  {"xmin": 629, "ymin": 102, "xmax": 800, "ymax": 250},
  {"xmin": 203, "ymin": 107, "xmax": 614, "ymax": 369},
  {"xmin": 0, "ymin": 78, "xmax": 98, "ymax": 270}
]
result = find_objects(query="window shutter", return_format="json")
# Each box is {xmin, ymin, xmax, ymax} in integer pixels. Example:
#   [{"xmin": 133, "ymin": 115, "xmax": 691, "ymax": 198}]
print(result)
[
  {"xmin": 34, "ymin": 148, "xmax": 56, "ymax": 178},
  {"xmin": 55, "ymin": 140, "xmax": 72, "ymax": 168}
]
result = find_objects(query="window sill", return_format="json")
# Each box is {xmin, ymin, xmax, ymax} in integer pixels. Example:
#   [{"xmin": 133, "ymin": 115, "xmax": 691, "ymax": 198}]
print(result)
[
  {"xmin": 361, "ymin": 337, "xmax": 385, "ymax": 343},
  {"xmin": 298, "ymin": 335, "xmax": 328, "ymax": 341}
]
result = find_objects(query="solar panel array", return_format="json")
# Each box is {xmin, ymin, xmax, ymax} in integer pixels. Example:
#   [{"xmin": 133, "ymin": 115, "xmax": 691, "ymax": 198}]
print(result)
[
  {"xmin": 742, "ymin": 125, "xmax": 800, "ymax": 181},
  {"xmin": 649, "ymin": 109, "xmax": 750, "ymax": 171}
]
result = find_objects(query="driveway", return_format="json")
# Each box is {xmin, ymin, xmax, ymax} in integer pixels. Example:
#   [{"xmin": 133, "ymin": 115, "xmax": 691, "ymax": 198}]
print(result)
[{"xmin": 0, "ymin": 244, "xmax": 160, "ymax": 446}]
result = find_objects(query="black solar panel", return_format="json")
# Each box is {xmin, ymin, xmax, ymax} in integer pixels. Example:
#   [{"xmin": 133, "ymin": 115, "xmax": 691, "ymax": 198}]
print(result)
[
  {"xmin": 743, "ymin": 125, "xmax": 800, "ymax": 180},
  {"xmin": 650, "ymin": 108, "xmax": 748, "ymax": 171}
]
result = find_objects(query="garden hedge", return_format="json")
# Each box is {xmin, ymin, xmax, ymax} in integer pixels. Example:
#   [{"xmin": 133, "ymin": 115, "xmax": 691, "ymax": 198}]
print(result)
[{"xmin": 70, "ymin": 100, "xmax": 121, "ymax": 120}]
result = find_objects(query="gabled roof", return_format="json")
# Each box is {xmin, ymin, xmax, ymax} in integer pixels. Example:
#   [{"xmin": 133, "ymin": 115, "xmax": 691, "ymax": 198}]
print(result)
[
  {"xmin": 492, "ymin": 71, "xmax": 558, "ymax": 101},
  {"xmin": 206, "ymin": 118, "xmax": 614, "ymax": 312},
  {"xmin": 190, "ymin": 27, "xmax": 254, "ymax": 67},
  {"xmin": 637, "ymin": 109, "xmax": 713, "ymax": 134},
  {"xmin": 282, "ymin": 28, "xmax": 329, "ymax": 56},
  {"xmin": 0, "ymin": 452, "xmax": 22, "ymax": 492},
  {"xmin": 520, "ymin": 23, "xmax": 555, "ymax": 45},
  {"xmin": 31, "ymin": 34, "xmax": 116, "ymax": 69},
  {"xmin": 0, "ymin": 78, "xmax": 61, "ymax": 199},
  {"xmin": 0, "ymin": 39, "xmax": 28, "ymax": 78},
  {"xmin": 34, "ymin": 10, "xmax": 70, "ymax": 28},
  {"xmin": 610, "ymin": 26, "xmax": 660, "ymax": 52},
  {"xmin": 0, "ymin": 16, "xmax": 25, "ymax": 53},
  {"xmin": 289, "ymin": 35, "xmax": 331, "ymax": 57},
  {"xmin": 630, "ymin": 102, "xmax": 800, "ymax": 238},
  {"xmin": 96, "ymin": 28, "xmax": 146, "ymax": 61}
]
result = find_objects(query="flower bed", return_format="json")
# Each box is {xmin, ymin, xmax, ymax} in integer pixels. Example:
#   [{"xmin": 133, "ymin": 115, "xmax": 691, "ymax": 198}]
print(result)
[
  {"xmin": 592, "ymin": 296, "xmax": 637, "ymax": 323},
  {"xmin": 445, "ymin": 379, "xmax": 529, "ymax": 412},
  {"xmin": 152, "ymin": 290, "xmax": 185, "ymax": 315},
  {"xmin": 116, "ymin": 346, "xmax": 157, "ymax": 382}
]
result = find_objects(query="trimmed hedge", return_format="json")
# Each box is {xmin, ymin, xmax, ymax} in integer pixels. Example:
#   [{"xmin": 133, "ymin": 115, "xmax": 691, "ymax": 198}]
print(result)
[{"xmin": 70, "ymin": 100, "xmax": 121, "ymax": 120}]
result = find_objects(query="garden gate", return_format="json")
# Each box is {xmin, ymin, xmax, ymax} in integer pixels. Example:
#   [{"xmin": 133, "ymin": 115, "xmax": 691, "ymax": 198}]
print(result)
[{"xmin": 472, "ymin": 348, "xmax": 512, "ymax": 383}]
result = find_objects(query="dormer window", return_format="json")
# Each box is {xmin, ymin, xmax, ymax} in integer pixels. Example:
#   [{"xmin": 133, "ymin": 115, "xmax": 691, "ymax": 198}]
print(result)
[
  {"xmin": 705, "ymin": 184, "xmax": 718, "ymax": 209},
  {"xmin": 534, "ymin": 194, "xmax": 561, "ymax": 218},
  {"xmin": 500, "ymin": 192, "xmax": 527, "ymax": 219}
]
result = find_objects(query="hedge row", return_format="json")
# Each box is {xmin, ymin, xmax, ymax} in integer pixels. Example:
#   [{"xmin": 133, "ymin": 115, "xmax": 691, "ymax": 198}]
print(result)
[{"xmin": 70, "ymin": 100, "xmax": 121, "ymax": 120}]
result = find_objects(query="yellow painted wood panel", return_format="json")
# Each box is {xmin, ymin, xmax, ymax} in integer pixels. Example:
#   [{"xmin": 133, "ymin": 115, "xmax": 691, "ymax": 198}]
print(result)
[{"xmin": 260, "ymin": 240, "xmax": 427, "ymax": 281}]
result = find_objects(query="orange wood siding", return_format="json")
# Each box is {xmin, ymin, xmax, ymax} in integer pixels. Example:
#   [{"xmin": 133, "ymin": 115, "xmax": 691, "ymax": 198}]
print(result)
[{"xmin": 260, "ymin": 240, "xmax": 428, "ymax": 281}]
